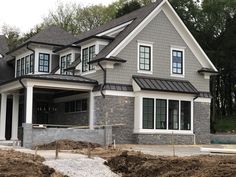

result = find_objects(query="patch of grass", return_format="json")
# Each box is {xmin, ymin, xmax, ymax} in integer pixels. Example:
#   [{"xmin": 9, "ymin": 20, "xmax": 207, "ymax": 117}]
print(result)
[{"xmin": 214, "ymin": 116, "xmax": 236, "ymax": 133}]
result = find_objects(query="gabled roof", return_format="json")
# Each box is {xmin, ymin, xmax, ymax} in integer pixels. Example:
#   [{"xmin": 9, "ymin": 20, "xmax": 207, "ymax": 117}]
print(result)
[
  {"xmin": 0, "ymin": 35, "xmax": 9, "ymax": 55},
  {"xmin": 26, "ymin": 26, "xmax": 76, "ymax": 46},
  {"xmin": 0, "ymin": 36, "xmax": 14, "ymax": 82},
  {"xmin": 133, "ymin": 75, "xmax": 198, "ymax": 94},
  {"xmin": 7, "ymin": 26, "xmax": 77, "ymax": 55}
]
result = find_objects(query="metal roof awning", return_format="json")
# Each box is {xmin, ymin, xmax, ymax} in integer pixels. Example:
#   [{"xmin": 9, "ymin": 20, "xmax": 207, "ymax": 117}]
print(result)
[{"xmin": 132, "ymin": 75, "xmax": 198, "ymax": 94}]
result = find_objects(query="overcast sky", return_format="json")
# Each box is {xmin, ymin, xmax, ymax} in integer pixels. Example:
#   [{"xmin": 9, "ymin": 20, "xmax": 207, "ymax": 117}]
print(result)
[{"xmin": 0, "ymin": 0, "xmax": 116, "ymax": 34}]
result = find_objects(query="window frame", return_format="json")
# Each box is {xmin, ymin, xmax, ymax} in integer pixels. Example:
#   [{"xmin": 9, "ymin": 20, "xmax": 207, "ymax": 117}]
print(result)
[
  {"xmin": 64, "ymin": 99, "xmax": 88, "ymax": 114},
  {"xmin": 137, "ymin": 41, "xmax": 153, "ymax": 74},
  {"xmin": 16, "ymin": 59, "xmax": 21, "ymax": 77},
  {"xmin": 38, "ymin": 53, "xmax": 50, "ymax": 73},
  {"xmin": 170, "ymin": 46, "xmax": 185, "ymax": 78},
  {"xmin": 82, "ymin": 45, "xmax": 96, "ymax": 73},
  {"xmin": 138, "ymin": 94, "xmax": 193, "ymax": 134},
  {"xmin": 60, "ymin": 53, "xmax": 72, "ymax": 75}
]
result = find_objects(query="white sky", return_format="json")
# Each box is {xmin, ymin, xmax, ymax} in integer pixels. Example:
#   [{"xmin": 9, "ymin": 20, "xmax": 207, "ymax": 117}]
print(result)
[{"xmin": 0, "ymin": 0, "xmax": 116, "ymax": 34}]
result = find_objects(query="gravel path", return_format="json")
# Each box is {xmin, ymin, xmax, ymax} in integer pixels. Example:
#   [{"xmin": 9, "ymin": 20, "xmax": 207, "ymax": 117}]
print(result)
[{"xmin": 43, "ymin": 154, "xmax": 120, "ymax": 177}]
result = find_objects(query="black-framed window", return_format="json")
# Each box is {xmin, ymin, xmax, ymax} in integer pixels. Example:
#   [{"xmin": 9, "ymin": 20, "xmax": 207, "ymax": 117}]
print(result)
[
  {"xmin": 168, "ymin": 100, "xmax": 179, "ymax": 130},
  {"xmin": 21, "ymin": 58, "xmax": 25, "ymax": 75},
  {"xmin": 61, "ymin": 54, "xmax": 72, "ymax": 75},
  {"xmin": 181, "ymin": 101, "xmax": 191, "ymax": 130},
  {"xmin": 143, "ymin": 98, "xmax": 154, "ymax": 129},
  {"xmin": 156, "ymin": 99, "xmax": 167, "ymax": 129},
  {"xmin": 172, "ymin": 50, "xmax": 183, "ymax": 74},
  {"xmin": 25, "ymin": 55, "xmax": 30, "ymax": 74},
  {"xmin": 139, "ymin": 45, "xmax": 151, "ymax": 71},
  {"xmin": 142, "ymin": 99, "xmax": 191, "ymax": 131},
  {"xmin": 39, "ymin": 53, "xmax": 50, "ymax": 72},
  {"xmin": 65, "ymin": 99, "xmax": 88, "ymax": 113},
  {"xmin": 82, "ymin": 45, "xmax": 95, "ymax": 72},
  {"xmin": 16, "ymin": 59, "xmax": 21, "ymax": 77},
  {"xmin": 30, "ymin": 54, "xmax": 34, "ymax": 73}
]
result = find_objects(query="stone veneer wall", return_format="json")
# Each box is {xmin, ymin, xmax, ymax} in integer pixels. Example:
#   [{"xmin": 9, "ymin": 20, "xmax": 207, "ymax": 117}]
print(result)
[
  {"xmin": 94, "ymin": 95, "xmax": 135, "ymax": 144},
  {"xmin": 193, "ymin": 102, "xmax": 211, "ymax": 144},
  {"xmin": 94, "ymin": 95, "xmax": 211, "ymax": 145}
]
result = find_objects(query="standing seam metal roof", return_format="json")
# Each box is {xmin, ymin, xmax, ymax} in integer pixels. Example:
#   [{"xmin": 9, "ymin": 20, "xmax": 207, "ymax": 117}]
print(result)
[{"xmin": 133, "ymin": 75, "xmax": 198, "ymax": 94}]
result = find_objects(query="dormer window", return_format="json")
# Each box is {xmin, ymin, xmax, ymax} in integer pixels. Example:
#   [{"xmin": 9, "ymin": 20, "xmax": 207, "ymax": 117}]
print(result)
[
  {"xmin": 38, "ymin": 53, "xmax": 50, "ymax": 73},
  {"xmin": 82, "ymin": 45, "xmax": 95, "ymax": 72},
  {"xmin": 61, "ymin": 54, "xmax": 72, "ymax": 75},
  {"xmin": 16, "ymin": 54, "xmax": 34, "ymax": 77}
]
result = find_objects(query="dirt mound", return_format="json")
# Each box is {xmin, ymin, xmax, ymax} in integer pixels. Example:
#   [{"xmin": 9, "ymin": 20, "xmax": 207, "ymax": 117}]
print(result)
[
  {"xmin": 0, "ymin": 149, "xmax": 66, "ymax": 177},
  {"xmin": 105, "ymin": 151, "xmax": 236, "ymax": 177},
  {"xmin": 35, "ymin": 139, "xmax": 101, "ymax": 150}
]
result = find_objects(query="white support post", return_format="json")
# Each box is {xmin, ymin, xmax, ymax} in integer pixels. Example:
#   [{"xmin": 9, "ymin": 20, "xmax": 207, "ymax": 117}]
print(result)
[
  {"xmin": 0, "ymin": 93, "xmax": 7, "ymax": 140},
  {"xmin": 11, "ymin": 93, "xmax": 19, "ymax": 140},
  {"xmin": 26, "ymin": 86, "xmax": 33, "ymax": 124},
  {"xmin": 89, "ymin": 91, "xmax": 94, "ymax": 130}
]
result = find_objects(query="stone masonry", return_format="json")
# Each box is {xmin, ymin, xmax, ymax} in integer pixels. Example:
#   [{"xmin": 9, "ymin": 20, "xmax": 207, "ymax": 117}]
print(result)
[
  {"xmin": 94, "ymin": 95, "xmax": 135, "ymax": 144},
  {"xmin": 193, "ymin": 102, "xmax": 211, "ymax": 144}
]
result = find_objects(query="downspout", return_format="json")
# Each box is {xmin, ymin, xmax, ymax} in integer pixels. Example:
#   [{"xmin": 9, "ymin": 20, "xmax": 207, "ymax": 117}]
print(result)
[
  {"xmin": 98, "ymin": 61, "xmax": 106, "ymax": 98},
  {"xmin": 26, "ymin": 43, "xmax": 35, "ymax": 74}
]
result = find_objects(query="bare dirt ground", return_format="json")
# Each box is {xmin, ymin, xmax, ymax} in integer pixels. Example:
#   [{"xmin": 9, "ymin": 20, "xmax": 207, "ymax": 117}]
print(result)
[
  {"xmin": 105, "ymin": 151, "xmax": 236, "ymax": 177},
  {"xmin": 35, "ymin": 139, "xmax": 101, "ymax": 150},
  {"xmin": 0, "ymin": 149, "xmax": 66, "ymax": 177}
]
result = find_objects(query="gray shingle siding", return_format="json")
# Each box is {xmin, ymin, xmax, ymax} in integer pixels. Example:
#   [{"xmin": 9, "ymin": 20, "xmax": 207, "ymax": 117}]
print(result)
[{"xmin": 106, "ymin": 11, "xmax": 209, "ymax": 92}]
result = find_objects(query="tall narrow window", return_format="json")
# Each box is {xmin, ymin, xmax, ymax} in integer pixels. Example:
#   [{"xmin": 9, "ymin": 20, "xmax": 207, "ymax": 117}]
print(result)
[
  {"xmin": 156, "ymin": 99, "xmax": 167, "ymax": 129},
  {"xmin": 30, "ymin": 54, "xmax": 34, "ymax": 73},
  {"xmin": 25, "ymin": 55, "xmax": 30, "ymax": 74},
  {"xmin": 61, "ymin": 54, "xmax": 72, "ymax": 75},
  {"xmin": 39, "ymin": 53, "xmax": 49, "ymax": 72},
  {"xmin": 172, "ymin": 50, "xmax": 183, "ymax": 75},
  {"xmin": 21, "ymin": 58, "xmax": 25, "ymax": 75},
  {"xmin": 89, "ymin": 45, "xmax": 95, "ymax": 70},
  {"xmin": 169, "ymin": 100, "xmax": 179, "ymax": 130},
  {"xmin": 139, "ymin": 45, "xmax": 151, "ymax": 71},
  {"xmin": 181, "ymin": 101, "xmax": 191, "ymax": 130},
  {"xmin": 82, "ymin": 48, "xmax": 89, "ymax": 72},
  {"xmin": 143, "ymin": 98, "xmax": 154, "ymax": 129},
  {"xmin": 16, "ymin": 59, "xmax": 21, "ymax": 77},
  {"xmin": 82, "ymin": 45, "xmax": 95, "ymax": 72}
]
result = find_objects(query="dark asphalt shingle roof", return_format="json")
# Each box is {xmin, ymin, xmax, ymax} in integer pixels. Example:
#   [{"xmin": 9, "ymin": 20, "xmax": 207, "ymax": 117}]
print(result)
[
  {"xmin": 7, "ymin": 26, "xmax": 77, "ymax": 55},
  {"xmin": 26, "ymin": 26, "xmax": 76, "ymax": 46},
  {"xmin": 24, "ymin": 74, "xmax": 97, "ymax": 84},
  {"xmin": 0, "ymin": 74, "xmax": 98, "ymax": 86},
  {"xmin": 71, "ymin": 0, "xmax": 163, "ymax": 62},
  {"xmin": 133, "ymin": 75, "xmax": 198, "ymax": 94},
  {"xmin": 93, "ymin": 83, "xmax": 133, "ymax": 92},
  {"xmin": 0, "ymin": 35, "xmax": 9, "ymax": 55},
  {"xmin": 0, "ymin": 36, "xmax": 14, "ymax": 83}
]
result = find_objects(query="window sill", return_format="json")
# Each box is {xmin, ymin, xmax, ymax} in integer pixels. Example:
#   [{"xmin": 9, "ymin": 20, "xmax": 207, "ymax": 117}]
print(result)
[
  {"xmin": 170, "ymin": 74, "xmax": 185, "ymax": 78},
  {"xmin": 137, "ymin": 70, "xmax": 153, "ymax": 75},
  {"xmin": 133, "ymin": 129, "xmax": 193, "ymax": 135},
  {"xmin": 81, "ymin": 70, "xmax": 96, "ymax": 76}
]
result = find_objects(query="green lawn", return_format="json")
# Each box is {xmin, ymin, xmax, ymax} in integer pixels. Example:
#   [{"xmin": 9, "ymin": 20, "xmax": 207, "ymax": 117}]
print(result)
[{"xmin": 214, "ymin": 116, "xmax": 236, "ymax": 133}]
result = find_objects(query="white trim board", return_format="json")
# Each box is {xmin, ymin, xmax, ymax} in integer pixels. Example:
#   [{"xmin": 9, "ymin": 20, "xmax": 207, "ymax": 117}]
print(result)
[
  {"xmin": 106, "ymin": 0, "xmax": 217, "ymax": 72},
  {"xmin": 162, "ymin": 1, "xmax": 217, "ymax": 71},
  {"xmin": 106, "ymin": 0, "xmax": 165, "ymax": 58}
]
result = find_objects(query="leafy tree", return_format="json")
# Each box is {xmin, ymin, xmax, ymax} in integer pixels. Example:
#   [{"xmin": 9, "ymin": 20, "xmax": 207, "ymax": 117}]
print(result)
[
  {"xmin": 1, "ymin": 24, "xmax": 21, "ymax": 50},
  {"xmin": 115, "ymin": 0, "xmax": 141, "ymax": 18}
]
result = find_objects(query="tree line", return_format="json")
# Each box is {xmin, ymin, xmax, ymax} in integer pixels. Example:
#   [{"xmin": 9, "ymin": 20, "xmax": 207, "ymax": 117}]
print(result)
[{"xmin": 2, "ymin": 0, "xmax": 236, "ymax": 128}]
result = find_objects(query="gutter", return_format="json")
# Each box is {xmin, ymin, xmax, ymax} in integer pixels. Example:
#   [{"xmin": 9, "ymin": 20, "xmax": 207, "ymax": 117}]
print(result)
[
  {"xmin": 98, "ymin": 62, "xmax": 106, "ymax": 98},
  {"xmin": 26, "ymin": 43, "xmax": 35, "ymax": 74}
]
